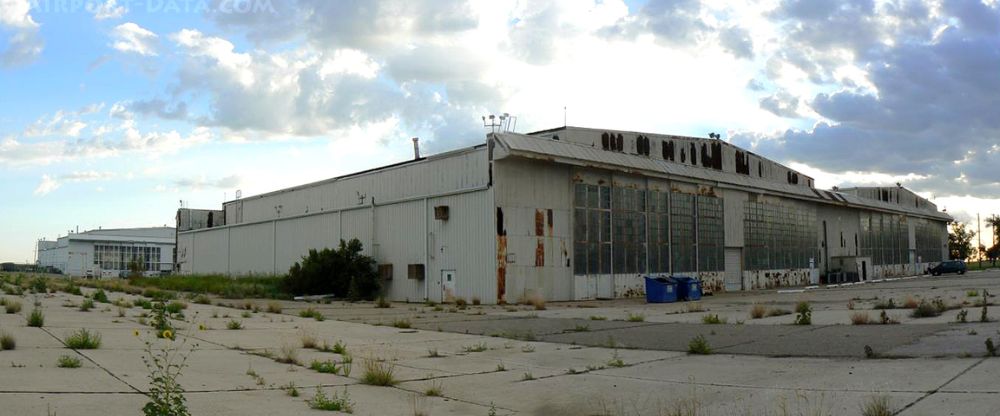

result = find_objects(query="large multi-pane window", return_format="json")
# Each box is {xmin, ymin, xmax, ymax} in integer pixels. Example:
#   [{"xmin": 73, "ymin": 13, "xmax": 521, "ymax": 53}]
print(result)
[
  {"xmin": 859, "ymin": 212, "xmax": 908, "ymax": 265},
  {"xmin": 612, "ymin": 187, "xmax": 647, "ymax": 274},
  {"xmin": 671, "ymin": 193, "xmax": 696, "ymax": 273},
  {"xmin": 697, "ymin": 196, "xmax": 724, "ymax": 271},
  {"xmin": 744, "ymin": 202, "xmax": 817, "ymax": 270},
  {"xmin": 914, "ymin": 220, "xmax": 943, "ymax": 263},
  {"xmin": 573, "ymin": 184, "xmax": 611, "ymax": 275},
  {"xmin": 647, "ymin": 191, "xmax": 670, "ymax": 273},
  {"xmin": 93, "ymin": 244, "xmax": 161, "ymax": 271},
  {"xmin": 574, "ymin": 183, "xmax": 724, "ymax": 275}
]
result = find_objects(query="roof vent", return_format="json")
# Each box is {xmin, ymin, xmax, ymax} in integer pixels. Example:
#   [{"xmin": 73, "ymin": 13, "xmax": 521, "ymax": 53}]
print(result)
[{"xmin": 412, "ymin": 137, "xmax": 420, "ymax": 159}]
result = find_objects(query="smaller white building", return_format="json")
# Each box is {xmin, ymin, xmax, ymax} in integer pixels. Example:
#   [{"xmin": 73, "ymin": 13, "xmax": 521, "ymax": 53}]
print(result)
[{"xmin": 37, "ymin": 227, "xmax": 176, "ymax": 277}]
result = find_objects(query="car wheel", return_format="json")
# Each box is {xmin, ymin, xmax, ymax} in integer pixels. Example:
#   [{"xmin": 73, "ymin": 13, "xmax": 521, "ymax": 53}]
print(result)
[{"xmin": 960, "ymin": 271, "xmax": 966, "ymax": 275}]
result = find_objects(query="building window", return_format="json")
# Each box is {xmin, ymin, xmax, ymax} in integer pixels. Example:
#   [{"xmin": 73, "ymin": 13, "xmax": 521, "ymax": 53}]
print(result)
[
  {"xmin": 859, "ymin": 213, "xmax": 909, "ymax": 265},
  {"xmin": 744, "ymin": 202, "xmax": 817, "ymax": 270},
  {"xmin": 647, "ymin": 191, "xmax": 670, "ymax": 273},
  {"xmin": 697, "ymin": 196, "xmax": 724, "ymax": 272},
  {"xmin": 671, "ymin": 193, "xmax": 696, "ymax": 273},
  {"xmin": 574, "ymin": 184, "xmax": 611, "ymax": 275},
  {"xmin": 612, "ymin": 187, "xmax": 646, "ymax": 274}
]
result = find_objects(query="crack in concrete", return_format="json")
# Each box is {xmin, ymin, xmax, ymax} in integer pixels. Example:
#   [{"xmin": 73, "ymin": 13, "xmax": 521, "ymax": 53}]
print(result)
[
  {"xmin": 38, "ymin": 326, "xmax": 144, "ymax": 394},
  {"xmin": 895, "ymin": 357, "xmax": 989, "ymax": 415}
]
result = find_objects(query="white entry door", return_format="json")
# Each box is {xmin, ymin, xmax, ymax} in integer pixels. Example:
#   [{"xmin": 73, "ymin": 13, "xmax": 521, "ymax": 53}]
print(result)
[{"xmin": 441, "ymin": 270, "xmax": 456, "ymax": 301}]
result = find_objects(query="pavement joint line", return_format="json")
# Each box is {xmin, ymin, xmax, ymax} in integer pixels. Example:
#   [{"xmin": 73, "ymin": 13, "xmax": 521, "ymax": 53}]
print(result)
[
  {"xmin": 38, "ymin": 326, "xmax": 144, "ymax": 394},
  {"xmin": 894, "ymin": 356, "xmax": 989, "ymax": 415},
  {"xmin": 582, "ymin": 370, "xmax": 934, "ymax": 395}
]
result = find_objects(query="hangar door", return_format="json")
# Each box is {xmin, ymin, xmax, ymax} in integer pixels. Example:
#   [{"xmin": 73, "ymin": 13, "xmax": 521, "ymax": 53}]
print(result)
[{"xmin": 724, "ymin": 248, "xmax": 742, "ymax": 291}]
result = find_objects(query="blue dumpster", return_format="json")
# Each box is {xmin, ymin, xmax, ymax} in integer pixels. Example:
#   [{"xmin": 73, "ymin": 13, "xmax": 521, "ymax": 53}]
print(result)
[
  {"xmin": 672, "ymin": 276, "xmax": 702, "ymax": 301},
  {"xmin": 644, "ymin": 276, "xmax": 678, "ymax": 303}
]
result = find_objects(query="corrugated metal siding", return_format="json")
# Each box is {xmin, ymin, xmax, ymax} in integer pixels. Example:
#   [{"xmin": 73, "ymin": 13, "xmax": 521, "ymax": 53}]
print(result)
[
  {"xmin": 427, "ymin": 189, "xmax": 496, "ymax": 303},
  {"xmin": 226, "ymin": 147, "xmax": 489, "ymax": 224},
  {"xmin": 229, "ymin": 222, "xmax": 274, "ymax": 275},
  {"xmin": 375, "ymin": 200, "xmax": 426, "ymax": 302},
  {"xmin": 274, "ymin": 212, "xmax": 341, "ymax": 273},
  {"xmin": 494, "ymin": 158, "xmax": 573, "ymax": 302},
  {"xmin": 191, "ymin": 228, "xmax": 229, "ymax": 274}
]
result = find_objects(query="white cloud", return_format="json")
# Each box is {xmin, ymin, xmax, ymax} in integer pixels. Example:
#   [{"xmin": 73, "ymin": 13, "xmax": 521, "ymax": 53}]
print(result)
[
  {"xmin": 23, "ymin": 110, "xmax": 88, "ymax": 138},
  {"xmin": 33, "ymin": 175, "xmax": 59, "ymax": 196},
  {"xmin": 31, "ymin": 171, "xmax": 116, "ymax": 196},
  {"xmin": 0, "ymin": 0, "xmax": 43, "ymax": 67},
  {"xmin": 111, "ymin": 22, "xmax": 159, "ymax": 56},
  {"xmin": 90, "ymin": 0, "xmax": 127, "ymax": 20},
  {"xmin": 171, "ymin": 29, "xmax": 254, "ymax": 86},
  {"xmin": 0, "ymin": 0, "xmax": 36, "ymax": 28}
]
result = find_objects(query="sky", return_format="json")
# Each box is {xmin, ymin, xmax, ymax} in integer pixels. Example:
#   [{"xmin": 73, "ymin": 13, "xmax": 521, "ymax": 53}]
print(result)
[{"xmin": 1, "ymin": 0, "xmax": 999, "ymax": 262}]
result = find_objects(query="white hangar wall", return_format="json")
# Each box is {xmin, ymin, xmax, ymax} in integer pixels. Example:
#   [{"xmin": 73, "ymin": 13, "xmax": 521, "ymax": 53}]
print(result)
[{"xmin": 177, "ymin": 147, "xmax": 496, "ymax": 303}]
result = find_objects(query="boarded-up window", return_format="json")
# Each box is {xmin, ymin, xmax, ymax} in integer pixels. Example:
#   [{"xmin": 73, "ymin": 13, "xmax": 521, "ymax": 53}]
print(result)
[
  {"xmin": 407, "ymin": 264, "xmax": 425, "ymax": 280},
  {"xmin": 378, "ymin": 264, "xmax": 393, "ymax": 281}
]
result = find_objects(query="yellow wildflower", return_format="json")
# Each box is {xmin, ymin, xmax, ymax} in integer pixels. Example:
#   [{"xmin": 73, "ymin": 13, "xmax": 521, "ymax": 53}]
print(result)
[{"xmin": 162, "ymin": 329, "xmax": 173, "ymax": 340}]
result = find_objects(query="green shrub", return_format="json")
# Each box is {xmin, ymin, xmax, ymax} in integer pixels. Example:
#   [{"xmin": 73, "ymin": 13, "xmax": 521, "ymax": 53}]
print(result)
[
  {"xmin": 57, "ymin": 355, "xmax": 82, "ymax": 368},
  {"xmin": 79, "ymin": 299, "xmax": 95, "ymax": 312},
  {"xmin": 702, "ymin": 314, "xmax": 726, "ymax": 324},
  {"xmin": 284, "ymin": 239, "xmax": 380, "ymax": 301},
  {"xmin": 92, "ymin": 289, "xmax": 109, "ymax": 303},
  {"xmin": 64, "ymin": 284, "xmax": 83, "ymax": 296},
  {"xmin": 65, "ymin": 329, "xmax": 102, "ymax": 349},
  {"xmin": 226, "ymin": 320, "xmax": 243, "ymax": 330},
  {"xmin": 27, "ymin": 308, "xmax": 44, "ymax": 327}
]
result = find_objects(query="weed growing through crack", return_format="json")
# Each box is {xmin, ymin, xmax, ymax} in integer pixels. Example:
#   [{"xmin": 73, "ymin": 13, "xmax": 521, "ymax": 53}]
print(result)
[
  {"xmin": 376, "ymin": 296, "xmax": 392, "ymax": 309},
  {"xmin": 5, "ymin": 299, "xmax": 22, "ymax": 314},
  {"xmin": 521, "ymin": 372, "xmax": 535, "ymax": 381},
  {"xmin": 749, "ymin": 304, "xmax": 767, "ymax": 319},
  {"xmin": 688, "ymin": 335, "xmax": 711, "ymax": 355},
  {"xmin": 589, "ymin": 315, "xmax": 607, "ymax": 321},
  {"xmin": 957, "ymin": 309, "xmax": 969, "ymax": 323},
  {"xmin": 767, "ymin": 308, "xmax": 792, "ymax": 317},
  {"xmin": 463, "ymin": 342, "xmax": 488, "ymax": 353},
  {"xmin": 967, "ymin": 290, "xmax": 980, "ymax": 297},
  {"xmin": 0, "ymin": 330, "xmax": 15, "ymax": 350},
  {"xmin": 607, "ymin": 350, "xmax": 626, "ymax": 368},
  {"xmin": 300, "ymin": 330, "xmax": 318, "ymax": 349},
  {"xmin": 911, "ymin": 300, "xmax": 941, "ymax": 318},
  {"xmin": 266, "ymin": 301, "xmax": 282, "ymax": 314},
  {"xmin": 702, "ymin": 314, "xmax": 726, "ymax": 324},
  {"xmin": 986, "ymin": 338, "xmax": 997, "ymax": 357},
  {"xmin": 426, "ymin": 348, "xmax": 441, "ymax": 358},
  {"xmin": 424, "ymin": 381, "xmax": 443, "ymax": 397},
  {"xmin": 142, "ymin": 327, "xmax": 196, "ymax": 416},
  {"xmin": 308, "ymin": 388, "xmax": 353, "ymax": 412},
  {"xmin": 65, "ymin": 329, "xmax": 101, "ymax": 349},
  {"xmin": 521, "ymin": 344, "xmax": 536, "ymax": 353},
  {"xmin": 981, "ymin": 290, "xmax": 990, "ymax": 322},
  {"xmin": 392, "ymin": 318, "xmax": 412, "ymax": 329},
  {"xmin": 79, "ymin": 299, "xmax": 94, "ymax": 312},
  {"xmin": 686, "ymin": 302, "xmax": 704, "ymax": 313},
  {"xmin": 360, "ymin": 356, "xmax": 397, "ymax": 386},
  {"xmin": 626, "ymin": 312, "xmax": 645, "ymax": 322},
  {"xmin": 850, "ymin": 312, "xmax": 871, "ymax": 325},
  {"xmin": 56, "ymin": 355, "xmax": 81, "ymax": 368},
  {"xmin": 861, "ymin": 394, "xmax": 893, "ymax": 416},
  {"xmin": 309, "ymin": 359, "xmax": 341, "ymax": 374},
  {"xmin": 226, "ymin": 320, "xmax": 243, "ymax": 330},
  {"xmin": 276, "ymin": 344, "xmax": 300, "ymax": 365}
]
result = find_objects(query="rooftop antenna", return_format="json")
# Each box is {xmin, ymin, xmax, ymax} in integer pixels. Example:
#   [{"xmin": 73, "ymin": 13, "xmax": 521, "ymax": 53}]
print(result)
[
  {"xmin": 563, "ymin": 106, "xmax": 567, "ymax": 127},
  {"xmin": 484, "ymin": 113, "xmax": 516, "ymax": 133}
]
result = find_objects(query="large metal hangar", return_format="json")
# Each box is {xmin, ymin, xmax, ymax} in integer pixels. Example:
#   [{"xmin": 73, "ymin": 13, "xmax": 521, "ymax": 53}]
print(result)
[{"xmin": 175, "ymin": 126, "xmax": 951, "ymax": 304}]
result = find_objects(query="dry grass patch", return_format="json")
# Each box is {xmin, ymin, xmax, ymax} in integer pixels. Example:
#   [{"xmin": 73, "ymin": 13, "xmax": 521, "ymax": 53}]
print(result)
[
  {"xmin": 749, "ymin": 304, "xmax": 767, "ymax": 319},
  {"xmin": 850, "ymin": 312, "xmax": 871, "ymax": 325}
]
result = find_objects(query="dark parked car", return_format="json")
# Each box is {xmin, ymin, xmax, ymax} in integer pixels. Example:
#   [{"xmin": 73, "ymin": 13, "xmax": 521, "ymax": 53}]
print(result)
[{"xmin": 928, "ymin": 260, "xmax": 967, "ymax": 276}]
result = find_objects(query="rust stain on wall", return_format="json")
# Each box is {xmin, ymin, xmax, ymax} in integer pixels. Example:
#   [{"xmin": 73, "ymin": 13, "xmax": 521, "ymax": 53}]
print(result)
[
  {"xmin": 535, "ymin": 209, "xmax": 544, "ymax": 236},
  {"xmin": 535, "ymin": 239, "xmax": 545, "ymax": 267}
]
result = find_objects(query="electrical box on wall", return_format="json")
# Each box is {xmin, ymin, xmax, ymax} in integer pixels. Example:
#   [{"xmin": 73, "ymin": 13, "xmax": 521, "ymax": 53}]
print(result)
[{"xmin": 434, "ymin": 205, "xmax": 450, "ymax": 220}]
